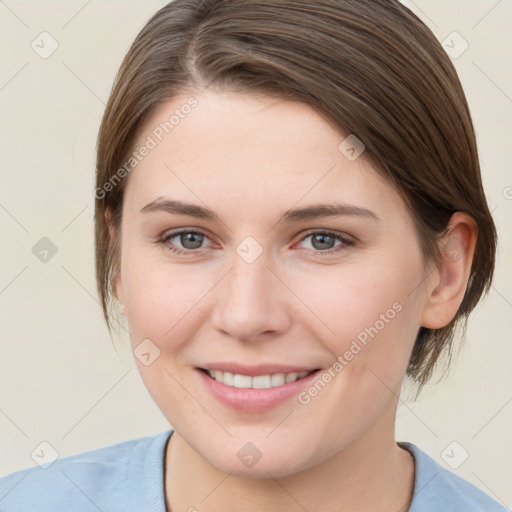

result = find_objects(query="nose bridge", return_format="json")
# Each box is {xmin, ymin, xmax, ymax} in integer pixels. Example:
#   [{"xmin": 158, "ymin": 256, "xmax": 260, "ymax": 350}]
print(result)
[
  {"xmin": 229, "ymin": 249, "xmax": 270, "ymax": 298},
  {"xmin": 210, "ymin": 242, "xmax": 291, "ymax": 341}
]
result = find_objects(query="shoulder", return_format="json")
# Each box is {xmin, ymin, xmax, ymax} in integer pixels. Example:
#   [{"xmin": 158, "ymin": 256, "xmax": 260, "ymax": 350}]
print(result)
[
  {"xmin": 400, "ymin": 442, "xmax": 508, "ymax": 512},
  {"xmin": 0, "ymin": 430, "xmax": 172, "ymax": 512}
]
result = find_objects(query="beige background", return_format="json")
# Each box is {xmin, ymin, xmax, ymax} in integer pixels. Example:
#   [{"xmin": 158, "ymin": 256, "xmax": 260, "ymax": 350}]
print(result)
[{"xmin": 1, "ymin": 0, "xmax": 511, "ymax": 507}]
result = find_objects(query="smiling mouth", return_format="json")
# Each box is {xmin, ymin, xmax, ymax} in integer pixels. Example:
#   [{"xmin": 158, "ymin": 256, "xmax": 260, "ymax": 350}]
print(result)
[{"xmin": 199, "ymin": 368, "xmax": 319, "ymax": 389}]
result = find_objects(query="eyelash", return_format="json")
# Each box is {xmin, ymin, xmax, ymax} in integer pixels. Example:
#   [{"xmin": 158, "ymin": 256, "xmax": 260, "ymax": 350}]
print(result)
[{"xmin": 158, "ymin": 228, "xmax": 354, "ymax": 256}]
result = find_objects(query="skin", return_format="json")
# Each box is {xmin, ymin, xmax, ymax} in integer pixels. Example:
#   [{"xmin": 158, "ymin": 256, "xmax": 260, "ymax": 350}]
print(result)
[{"xmin": 111, "ymin": 89, "xmax": 477, "ymax": 512}]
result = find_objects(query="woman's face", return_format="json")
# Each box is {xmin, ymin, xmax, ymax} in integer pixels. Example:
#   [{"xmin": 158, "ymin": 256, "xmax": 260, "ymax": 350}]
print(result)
[{"xmin": 116, "ymin": 89, "xmax": 431, "ymax": 477}]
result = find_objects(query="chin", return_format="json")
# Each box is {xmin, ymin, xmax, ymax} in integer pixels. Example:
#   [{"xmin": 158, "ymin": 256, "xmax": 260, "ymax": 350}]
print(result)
[
  {"xmin": 203, "ymin": 438, "xmax": 317, "ymax": 479},
  {"xmin": 216, "ymin": 456, "xmax": 307, "ymax": 480}
]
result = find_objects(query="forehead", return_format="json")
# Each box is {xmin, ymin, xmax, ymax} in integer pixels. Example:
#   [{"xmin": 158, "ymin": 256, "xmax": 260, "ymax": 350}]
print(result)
[{"xmin": 124, "ymin": 90, "xmax": 399, "ymax": 216}]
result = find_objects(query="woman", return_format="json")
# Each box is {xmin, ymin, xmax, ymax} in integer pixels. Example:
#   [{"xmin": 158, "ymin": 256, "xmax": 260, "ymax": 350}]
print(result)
[{"xmin": 0, "ymin": 1, "xmax": 507, "ymax": 510}]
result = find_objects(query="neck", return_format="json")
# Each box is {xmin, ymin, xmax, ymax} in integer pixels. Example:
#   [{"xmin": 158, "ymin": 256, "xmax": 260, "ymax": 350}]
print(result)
[{"xmin": 164, "ymin": 408, "xmax": 415, "ymax": 512}]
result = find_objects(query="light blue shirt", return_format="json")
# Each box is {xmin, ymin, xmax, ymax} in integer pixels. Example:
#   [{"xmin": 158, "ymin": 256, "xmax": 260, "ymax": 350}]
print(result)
[{"xmin": 0, "ymin": 430, "xmax": 508, "ymax": 511}]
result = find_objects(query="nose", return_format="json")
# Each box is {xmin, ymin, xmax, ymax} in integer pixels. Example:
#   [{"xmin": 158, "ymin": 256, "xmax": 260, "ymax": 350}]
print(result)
[{"xmin": 209, "ymin": 249, "xmax": 292, "ymax": 343}]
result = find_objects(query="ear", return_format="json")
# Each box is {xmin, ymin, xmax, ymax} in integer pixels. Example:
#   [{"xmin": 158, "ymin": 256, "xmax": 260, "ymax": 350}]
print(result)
[
  {"xmin": 105, "ymin": 208, "xmax": 125, "ymax": 310},
  {"xmin": 420, "ymin": 212, "xmax": 477, "ymax": 329}
]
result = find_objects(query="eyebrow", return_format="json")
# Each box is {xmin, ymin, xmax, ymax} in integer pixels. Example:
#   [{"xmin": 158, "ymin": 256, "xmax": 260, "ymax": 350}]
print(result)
[{"xmin": 139, "ymin": 198, "xmax": 380, "ymax": 222}]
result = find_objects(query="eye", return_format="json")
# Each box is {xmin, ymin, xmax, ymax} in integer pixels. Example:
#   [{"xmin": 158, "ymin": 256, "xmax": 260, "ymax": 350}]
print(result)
[
  {"xmin": 297, "ymin": 230, "xmax": 354, "ymax": 253},
  {"xmin": 159, "ymin": 229, "xmax": 212, "ymax": 255},
  {"xmin": 158, "ymin": 228, "xmax": 354, "ymax": 256}
]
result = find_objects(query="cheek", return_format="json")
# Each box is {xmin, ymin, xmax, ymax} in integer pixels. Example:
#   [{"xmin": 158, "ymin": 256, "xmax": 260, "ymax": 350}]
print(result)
[
  {"xmin": 122, "ymin": 252, "xmax": 215, "ymax": 346},
  {"xmin": 289, "ymin": 255, "xmax": 422, "ymax": 377},
  {"xmin": 295, "ymin": 255, "xmax": 416, "ymax": 325},
  {"xmin": 284, "ymin": 260, "xmax": 422, "ymax": 440}
]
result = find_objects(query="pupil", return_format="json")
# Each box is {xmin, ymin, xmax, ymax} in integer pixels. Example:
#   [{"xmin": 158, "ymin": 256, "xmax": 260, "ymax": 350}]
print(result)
[
  {"xmin": 181, "ymin": 232, "xmax": 203, "ymax": 249},
  {"xmin": 312, "ymin": 234, "xmax": 334, "ymax": 250}
]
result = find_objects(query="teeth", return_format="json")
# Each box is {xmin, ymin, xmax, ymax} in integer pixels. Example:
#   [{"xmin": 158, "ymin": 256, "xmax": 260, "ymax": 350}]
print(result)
[
  {"xmin": 206, "ymin": 370, "xmax": 311, "ymax": 389},
  {"xmin": 270, "ymin": 373, "xmax": 286, "ymax": 386},
  {"xmin": 233, "ymin": 374, "xmax": 252, "ymax": 388},
  {"xmin": 252, "ymin": 375, "xmax": 271, "ymax": 389},
  {"xmin": 285, "ymin": 372, "xmax": 298, "ymax": 383},
  {"xmin": 223, "ymin": 372, "xmax": 234, "ymax": 386}
]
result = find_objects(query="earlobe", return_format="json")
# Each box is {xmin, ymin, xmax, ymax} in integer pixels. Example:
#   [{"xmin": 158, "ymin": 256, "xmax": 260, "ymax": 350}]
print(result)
[{"xmin": 420, "ymin": 212, "xmax": 477, "ymax": 329}]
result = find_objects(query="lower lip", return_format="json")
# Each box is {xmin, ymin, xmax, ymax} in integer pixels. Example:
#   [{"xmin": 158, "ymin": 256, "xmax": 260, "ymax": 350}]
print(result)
[{"xmin": 196, "ymin": 368, "xmax": 321, "ymax": 413}]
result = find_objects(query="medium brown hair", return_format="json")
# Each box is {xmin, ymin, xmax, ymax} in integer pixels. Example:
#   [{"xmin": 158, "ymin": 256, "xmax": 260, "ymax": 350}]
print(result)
[{"xmin": 95, "ymin": 0, "xmax": 497, "ymax": 390}]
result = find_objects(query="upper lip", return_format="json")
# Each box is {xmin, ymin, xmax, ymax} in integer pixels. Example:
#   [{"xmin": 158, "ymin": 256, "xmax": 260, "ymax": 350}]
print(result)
[{"xmin": 198, "ymin": 363, "xmax": 320, "ymax": 376}]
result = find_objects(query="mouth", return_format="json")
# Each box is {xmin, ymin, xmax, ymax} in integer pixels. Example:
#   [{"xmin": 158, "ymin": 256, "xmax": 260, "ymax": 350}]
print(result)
[
  {"xmin": 199, "ymin": 368, "xmax": 319, "ymax": 389},
  {"xmin": 195, "ymin": 362, "xmax": 324, "ymax": 412}
]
